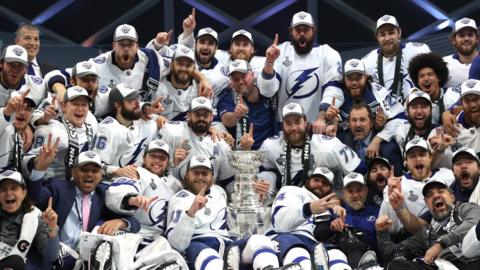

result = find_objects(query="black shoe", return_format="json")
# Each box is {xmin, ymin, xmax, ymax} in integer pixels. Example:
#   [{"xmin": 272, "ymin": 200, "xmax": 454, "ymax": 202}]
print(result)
[
  {"xmin": 358, "ymin": 250, "xmax": 383, "ymax": 270},
  {"xmin": 157, "ymin": 262, "xmax": 181, "ymax": 270},
  {"xmin": 262, "ymin": 263, "xmax": 302, "ymax": 270},
  {"xmin": 90, "ymin": 240, "xmax": 113, "ymax": 270}
]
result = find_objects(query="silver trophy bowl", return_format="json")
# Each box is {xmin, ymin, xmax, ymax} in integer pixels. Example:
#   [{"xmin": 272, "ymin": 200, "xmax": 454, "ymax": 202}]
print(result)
[{"xmin": 227, "ymin": 151, "xmax": 271, "ymax": 237}]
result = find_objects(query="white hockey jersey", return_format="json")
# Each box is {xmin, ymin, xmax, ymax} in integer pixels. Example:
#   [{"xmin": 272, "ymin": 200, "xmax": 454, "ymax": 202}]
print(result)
[
  {"xmin": 362, "ymin": 42, "xmax": 431, "ymax": 101},
  {"xmin": 258, "ymin": 133, "xmax": 361, "ymax": 195},
  {"xmin": 379, "ymin": 168, "xmax": 455, "ymax": 234},
  {"xmin": 43, "ymin": 67, "xmax": 111, "ymax": 118},
  {"xmin": 93, "ymin": 116, "xmax": 159, "ymax": 167},
  {"xmin": 443, "ymin": 54, "xmax": 471, "ymax": 88},
  {"xmin": 24, "ymin": 117, "xmax": 98, "ymax": 179},
  {"xmin": 166, "ymin": 185, "xmax": 229, "ymax": 252},
  {"xmin": 89, "ymin": 49, "xmax": 169, "ymax": 102},
  {"xmin": 105, "ymin": 167, "xmax": 182, "ymax": 240},
  {"xmin": 257, "ymin": 42, "xmax": 343, "ymax": 122},
  {"xmin": 152, "ymin": 79, "xmax": 199, "ymax": 121},
  {"xmin": 268, "ymin": 185, "xmax": 326, "ymax": 242},
  {"xmin": 158, "ymin": 122, "xmax": 235, "ymax": 189},
  {"xmin": 0, "ymin": 108, "xmax": 22, "ymax": 170},
  {"xmin": 0, "ymin": 75, "xmax": 47, "ymax": 108}
]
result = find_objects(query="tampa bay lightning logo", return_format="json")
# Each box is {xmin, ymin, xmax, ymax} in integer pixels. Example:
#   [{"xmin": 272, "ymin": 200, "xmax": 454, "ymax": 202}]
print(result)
[
  {"xmin": 82, "ymin": 62, "xmax": 93, "ymax": 70},
  {"xmin": 349, "ymin": 60, "xmax": 360, "ymax": 68},
  {"xmin": 99, "ymin": 86, "xmax": 108, "ymax": 94},
  {"xmin": 286, "ymin": 68, "xmax": 319, "ymax": 99},
  {"xmin": 148, "ymin": 199, "xmax": 168, "ymax": 231},
  {"xmin": 180, "ymin": 47, "xmax": 191, "ymax": 54},
  {"xmin": 231, "ymin": 61, "xmax": 240, "ymax": 68},
  {"xmin": 320, "ymin": 167, "xmax": 331, "ymax": 174},
  {"xmin": 298, "ymin": 13, "xmax": 307, "ymax": 20}
]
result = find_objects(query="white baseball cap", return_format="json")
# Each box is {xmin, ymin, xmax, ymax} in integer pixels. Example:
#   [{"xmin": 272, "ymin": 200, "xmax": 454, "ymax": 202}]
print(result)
[
  {"xmin": 344, "ymin": 59, "xmax": 366, "ymax": 76},
  {"xmin": 291, "ymin": 11, "xmax": 315, "ymax": 28},
  {"xmin": 228, "ymin": 59, "xmax": 251, "ymax": 75},
  {"xmin": 188, "ymin": 155, "xmax": 213, "ymax": 171},
  {"xmin": 453, "ymin": 17, "xmax": 477, "ymax": 34},
  {"xmin": 0, "ymin": 170, "xmax": 25, "ymax": 186},
  {"xmin": 282, "ymin": 102, "xmax": 305, "ymax": 118},
  {"xmin": 232, "ymin": 29, "xmax": 254, "ymax": 44},
  {"xmin": 109, "ymin": 83, "xmax": 141, "ymax": 106},
  {"xmin": 75, "ymin": 151, "xmax": 102, "ymax": 168},
  {"xmin": 422, "ymin": 178, "xmax": 450, "ymax": 197},
  {"xmin": 310, "ymin": 167, "xmax": 334, "ymax": 184},
  {"xmin": 2, "ymin": 45, "xmax": 28, "ymax": 66},
  {"xmin": 190, "ymin": 96, "xmax": 213, "ymax": 112},
  {"xmin": 452, "ymin": 147, "xmax": 480, "ymax": 164},
  {"xmin": 146, "ymin": 139, "xmax": 170, "ymax": 155},
  {"xmin": 114, "ymin": 24, "xmax": 138, "ymax": 42},
  {"xmin": 64, "ymin": 86, "xmax": 93, "ymax": 103},
  {"xmin": 376, "ymin": 15, "xmax": 399, "ymax": 30},
  {"xmin": 460, "ymin": 79, "xmax": 480, "ymax": 98},
  {"xmin": 405, "ymin": 88, "xmax": 432, "ymax": 108},
  {"xmin": 343, "ymin": 172, "xmax": 365, "ymax": 187},
  {"xmin": 197, "ymin": 27, "xmax": 218, "ymax": 42},
  {"xmin": 11, "ymin": 90, "xmax": 37, "ymax": 108},
  {"xmin": 173, "ymin": 45, "xmax": 195, "ymax": 62},
  {"xmin": 72, "ymin": 61, "xmax": 99, "ymax": 78},
  {"xmin": 405, "ymin": 138, "xmax": 430, "ymax": 156}
]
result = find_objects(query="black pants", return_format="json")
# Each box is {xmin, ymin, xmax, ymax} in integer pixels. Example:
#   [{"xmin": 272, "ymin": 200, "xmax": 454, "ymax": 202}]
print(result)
[
  {"xmin": 0, "ymin": 255, "xmax": 25, "ymax": 270},
  {"xmin": 387, "ymin": 258, "xmax": 467, "ymax": 270}
]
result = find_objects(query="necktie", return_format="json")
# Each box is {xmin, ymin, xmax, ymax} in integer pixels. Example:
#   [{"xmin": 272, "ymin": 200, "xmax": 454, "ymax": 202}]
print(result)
[
  {"xmin": 27, "ymin": 62, "xmax": 35, "ymax": 76},
  {"xmin": 82, "ymin": 194, "xmax": 90, "ymax": 231},
  {"xmin": 357, "ymin": 141, "xmax": 366, "ymax": 158}
]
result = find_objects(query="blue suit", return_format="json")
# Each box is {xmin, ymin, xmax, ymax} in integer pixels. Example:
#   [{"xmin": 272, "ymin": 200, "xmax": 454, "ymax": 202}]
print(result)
[{"xmin": 27, "ymin": 178, "xmax": 140, "ymax": 233}]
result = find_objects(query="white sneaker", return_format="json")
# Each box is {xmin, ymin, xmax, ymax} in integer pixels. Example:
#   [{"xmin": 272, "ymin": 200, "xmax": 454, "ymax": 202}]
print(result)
[
  {"xmin": 90, "ymin": 241, "xmax": 113, "ymax": 270},
  {"xmin": 223, "ymin": 245, "xmax": 240, "ymax": 270}
]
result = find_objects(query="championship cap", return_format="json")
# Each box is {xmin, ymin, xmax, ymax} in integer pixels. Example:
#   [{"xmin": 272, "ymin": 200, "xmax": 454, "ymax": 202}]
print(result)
[
  {"xmin": 63, "ymin": 86, "xmax": 93, "ymax": 103},
  {"xmin": 232, "ymin": 29, "xmax": 254, "ymax": 44},
  {"xmin": 344, "ymin": 59, "xmax": 366, "ymax": 76},
  {"xmin": 72, "ymin": 61, "xmax": 99, "ymax": 78},
  {"xmin": 310, "ymin": 167, "xmax": 334, "ymax": 184},
  {"xmin": 114, "ymin": 24, "xmax": 138, "ymax": 42},
  {"xmin": 146, "ymin": 139, "xmax": 170, "ymax": 155},
  {"xmin": 453, "ymin": 18, "xmax": 477, "ymax": 34},
  {"xmin": 1, "ymin": 45, "xmax": 28, "ymax": 66},
  {"xmin": 377, "ymin": 15, "xmax": 399, "ymax": 30},
  {"xmin": 368, "ymin": 157, "xmax": 391, "ymax": 171},
  {"xmin": 291, "ymin": 11, "xmax": 315, "ymax": 28},
  {"xmin": 190, "ymin": 96, "xmax": 213, "ymax": 112},
  {"xmin": 188, "ymin": 155, "xmax": 213, "ymax": 171},
  {"xmin": 197, "ymin": 27, "xmax": 218, "ymax": 42},
  {"xmin": 11, "ymin": 90, "xmax": 37, "ymax": 108},
  {"xmin": 452, "ymin": 147, "xmax": 480, "ymax": 164},
  {"xmin": 422, "ymin": 178, "xmax": 450, "ymax": 197},
  {"xmin": 343, "ymin": 172, "xmax": 366, "ymax": 187},
  {"xmin": 282, "ymin": 102, "xmax": 305, "ymax": 118},
  {"xmin": 108, "ymin": 83, "xmax": 141, "ymax": 107},
  {"xmin": 228, "ymin": 59, "xmax": 251, "ymax": 75},
  {"xmin": 173, "ymin": 45, "xmax": 195, "ymax": 62},
  {"xmin": 75, "ymin": 151, "xmax": 102, "ymax": 168},
  {"xmin": 460, "ymin": 79, "xmax": 480, "ymax": 98},
  {"xmin": 405, "ymin": 138, "xmax": 430, "ymax": 156},
  {"xmin": 405, "ymin": 88, "xmax": 432, "ymax": 108},
  {"xmin": 0, "ymin": 170, "xmax": 25, "ymax": 186}
]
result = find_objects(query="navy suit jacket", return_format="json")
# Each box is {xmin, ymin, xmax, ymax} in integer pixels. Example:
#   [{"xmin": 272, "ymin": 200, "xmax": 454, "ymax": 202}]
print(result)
[
  {"xmin": 27, "ymin": 179, "xmax": 140, "ymax": 233},
  {"xmin": 337, "ymin": 129, "xmax": 404, "ymax": 176}
]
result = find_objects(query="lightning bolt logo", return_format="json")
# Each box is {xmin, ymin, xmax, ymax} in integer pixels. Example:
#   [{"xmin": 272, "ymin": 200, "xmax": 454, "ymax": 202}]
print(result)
[
  {"xmin": 287, "ymin": 68, "xmax": 319, "ymax": 99},
  {"xmin": 119, "ymin": 137, "xmax": 147, "ymax": 167}
]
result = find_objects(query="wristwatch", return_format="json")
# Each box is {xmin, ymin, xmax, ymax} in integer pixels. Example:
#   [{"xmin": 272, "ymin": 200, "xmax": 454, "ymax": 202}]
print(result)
[{"xmin": 435, "ymin": 238, "xmax": 447, "ymax": 249}]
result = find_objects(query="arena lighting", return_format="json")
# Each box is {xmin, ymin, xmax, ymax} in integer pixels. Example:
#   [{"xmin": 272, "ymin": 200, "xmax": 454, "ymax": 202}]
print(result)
[
  {"xmin": 436, "ymin": 19, "xmax": 452, "ymax": 31},
  {"xmin": 31, "ymin": 0, "xmax": 75, "ymax": 25},
  {"xmin": 411, "ymin": 0, "xmax": 448, "ymax": 20}
]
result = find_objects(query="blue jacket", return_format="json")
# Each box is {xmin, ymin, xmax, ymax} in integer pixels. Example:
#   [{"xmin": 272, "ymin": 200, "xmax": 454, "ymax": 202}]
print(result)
[{"xmin": 27, "ymin": 178, "xmax": 140, "ymax": 233}]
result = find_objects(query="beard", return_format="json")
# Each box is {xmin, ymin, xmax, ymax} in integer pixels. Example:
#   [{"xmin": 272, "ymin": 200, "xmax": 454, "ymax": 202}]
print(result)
[
  {"xmin": 408, "ymin": 114, "xmax": 432, "ymax": 131},
  {"xmin": 431, "ymin": 202, "xmax": 454, "ymax": 221},
  {"xmin": 284, "ymin": 128, "xmax": 306, "ymax": 146},
  {"xmin": 195, "ymin": 50, "xmax": 214, "ymax": 66},
  {"xmin": 120, "ymin": 105, "xmax": 141, "ymax": 121},
  {"xmin": 291, "ymin": 36, "xmax": 314, "ymax": 55},
  {"xmin": 374, "ymin": 174, "xmax": 388, "ymax": 192},
  {"xmin": 188, "ymin": 119, "xmax": 210, "ymax": 134},
  {"xmin": 454, "ymin": 41, "xmax": 478, "ymax": 56},
  {"xmin": 347, "ymin": 198, "xmax": 366, "ymax": 211},
  {"xmin": 172, "ymin": 70, "xmax": 192, "ymax": 85}
]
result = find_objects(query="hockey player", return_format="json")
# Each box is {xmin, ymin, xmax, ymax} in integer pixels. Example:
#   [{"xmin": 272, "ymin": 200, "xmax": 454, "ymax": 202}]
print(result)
[
  {"xmin": 362, "ymin": 15, "xmax": 430, "ymax": 103},
  {"xmin": 105, "ymin": 139, "xmax": 188, "ymax": 268},
  {"xmin": 93, "ymin": 83, "xmax": 165, "ymax": 180},
  {"xmin": 444, "ymin": 18, "xmax": 478, "ymax": 88},
  {"xmin": 158, "ymin": 97, "xmax": 241, "ymax": 193},
  {"xmin": 258, "ymin": 102, "xmax": 364, "ymax": 197},
  {"xmin": 256, "ymin": 11, "xmax": 343, "ymax": 131},
  {"xmin": 366, "ymin": 157, "xmax": 392, "ymax": 207},
  {"xmin": 23, "ymin": 86, "xmax": 97, "ymax": 180},
  {"xmin": 167, "ymin": 154, "xmax": 299, "ymax": 270},
  {"xmin": 217, "ymin": 59, "xmax": 277, "ymax": 150},
  {"xmin": 377, "ymin": 178, "xmax": 480, "ymax": 269},
  {"xmin": 380, "ymin": 138, "xmax": 455, "ymax": 237},
  {"xmin": 151, "ymin": 45, "xmax": 201, "ymax": 121},
  {"xmin": 268, "ymin": 167, "xmax": 352, "ymax": 270},
  {"xmin": 0, "ymin": 45, "xmax": 47, "ymax": 107},
  {"xmin": 320, "ymin": 58, "xmax": 405, "ymax": 158},
  {"xmin": 0, "ymin": 89, "xmax": 36, "ymax": 170},
  {"xmin": 408, "ymin": 52, "xmax": 461, "ymax": 125},
  {"xmin": 41, "ymin": 60, "xmax": 110, "ymax": 120}
]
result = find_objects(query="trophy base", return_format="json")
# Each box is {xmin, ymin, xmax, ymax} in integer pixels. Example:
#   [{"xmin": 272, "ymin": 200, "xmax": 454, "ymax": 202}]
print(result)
[{"xmin": 227, "ymin": 206, "xmax": 271, "ymax": 238}]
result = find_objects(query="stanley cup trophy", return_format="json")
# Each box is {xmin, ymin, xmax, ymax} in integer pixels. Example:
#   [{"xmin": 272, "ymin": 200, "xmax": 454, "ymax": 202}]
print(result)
[{"xmin": 227, "ymin": 151, "xmax": 271, "ymax": 237}]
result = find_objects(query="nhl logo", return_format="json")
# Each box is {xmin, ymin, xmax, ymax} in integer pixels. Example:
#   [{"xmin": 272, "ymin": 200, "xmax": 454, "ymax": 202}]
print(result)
[
  {"xmin": 460, "ymin": 18, "xmax": 471, "ymax": 25},
  {"xmin": 348, "ymin": 172, "xmax": 359, "ymax": 178},
  {"xmin": 82, "ymin": 62, "xmax": 92, "ymax": 70},
  {"xmin": 410, "ymin": 138, "xmax": 421, "ymax": 145},
  {"xmin": 180, "ymin": 47, "xmax": 191, "ymax": 54},
  {"xmin": 121, "ymin": 25, "xmax": 131, "ymax": 34},
  {"xmin": 12, "ymin": 47, "xmax": 24, "ymax": 56},
  {"xmin": 155, "ymin": 141, "xmax": 165, "ymax": 147},
  {"xmin": 320, "ymin": 167, "xmax": 330, "ymax": 174},
  {"xmin": 350, "ymin": 61, "xmax": 359, "ymax": 68},
  {"xmin": 381, "ymin": 15, "xmax": 391, "ymax": 21},
  {"xmin": 465, "ymin": 80, "xmax": 477, "ymax": 89},
  {"xmin": 205, "ymin": 28, "xmax": 213, "ymax": 33},
  {"xmin": 298, "ymin": 13, "xmax": 307, "ymax": 20},
  {"xmin": 232, "ymin": 61, "xmax": 240, "ymax": 68},
  {"xmin": 196, "ymin": 156, "xmax": 206, "ymax": 163},
  {"xmin": 85, "ymin": 151, "xmax": 96, "ymax": 158},
  {"xmin": 163, "ymin": 96, "xmax": 172, "ymax": 105},
  {"xmin": 196, "ymin": 98, "xmax": 207, "ymax": 104}
]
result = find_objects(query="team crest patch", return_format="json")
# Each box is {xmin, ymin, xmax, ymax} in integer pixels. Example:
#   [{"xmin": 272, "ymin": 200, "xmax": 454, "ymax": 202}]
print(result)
[
  {"xmin": 232, "ymin": 61, "xmax": 240, "ymax": 68},
  {"xmin": 320, "ymin": 168, "xmax": 330, "ymax": 174},
  {"xmin": 176, "ymin": 191, "xmax": 188, "ymax": 198},
  {"xmin": 348, "ymin": 172, "xmax": 359, "ymax": 178},
  {"xmin": 180, "ymin": 47, "xmax": 191, "ymax": 54},
  {"xmin": 32, "ymin": 76, "xmax": 43, "ymax": 85},
  {"xmin": 282, "ymin": 56, "xmax": 292, "ymax": 67},
  {"xmin": 407, "ymin": 190, "xmax": 418, "ymax": 202},
  {"xmin": 85, "ymin": 151, "xmax": 97, "ymax": 158},
  {"xmin": 297, "ymin": 13, "xmax": 306, "ymax": 20},
  {"xmin": 155, "ymin": 141, "xmax": 165, "ymax": 147},
  {"xmin": 101, "ymin": 117, "xmax": 114, "ymax": 124},
  {"xmin": 1, "ymin": 170, "xmax": 14, "ymax": 177},
  {"xmin": 12, "ymin": 47, "xmax": 24, "ymax": 56},
  {"xmin": 412, "ymin": 42, "xmax": 423, "ymax": 47},
  {"xmin": 163, "ymin": 95, "xmax": 172, "ymax": 104},
  {"xmin": 99, "ymin": 86, "xmax": 108, "ymax": 93},
  {"xmin": 276, "ymin": 155, "xmax": 286, "ymax": 166},
  {"xmin": 94, "ymin": 56, "xmax": 106, "ymax": 64},
  {"xmin": 410, "ymin": 138, "xmax": 421, "ymax": 145},
  {"xmin": 73, "ymin": 86, "xmax": 84, "ymax": 93},
  {"xmin": 204, "ymin": 28, "xmax": 213, "ymax": 33},
  {"xmin": 195, "ymin": 156, "xmax": 206, "ymax": 162},
  {"xmin": 121, "ymin": 25, "xmax": 131, "ymax": 34},
  {"xmin": 286, "ymin": 103, "xmax": 297, "ymax": 110},
  {"xmin": 465, "ymin": 80, "xmax": 477, "ymax": 88},
  {"xmin": 381, "ymin": 15, "xmax": 391, "ymax": 21},
  {"xmin": 221, "ymin": 66, "xmax": 229, "ymax": 76},
  {"xmin": 367, "ymin": 215, "xmax": 376, "ymax": 222},
  {"xmin": 349, "ymin": 60, "xmax": 359, "ymax": 68}
]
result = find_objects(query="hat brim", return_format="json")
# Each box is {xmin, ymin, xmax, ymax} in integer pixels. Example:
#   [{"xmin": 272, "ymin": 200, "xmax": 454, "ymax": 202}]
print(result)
[
  {"xmin": 368, "ymin": 157, "xmax": 391, "ymax": 171},
  {"xmin": 0, "ymin": 178, "xmax": 25, "ymax": 186},
  {"xmin": 309, "ymin": 174, "xmax": 333, "ymax": 184},
  {"xmin": 114, "ymin": 36, "xmax": 138, "ymax": 42},
  {"xmin": 408, "ymin": 96, "xmax": 432, "ymax": 106},
  {"xmin": 197, "ymin": 34, "xmax": 218, "ymax": 42},
  {"xmin": 344, "ymin": 70, "xmax": 367, "ymax": 76},
  {"xmin": 190, "ymin": 105, "xmax": 212, "ymax": 112},
  {"xmin": 283, "ymin": 112, "xmax": 304, "ymax": 119},
  {"xmin": 461, "ymin": 90, "xmax": 480, "ymax": 98},
  {"xmin": 65, "ymin": 94, "xmax": 94, "ymax": 103},
  {"xmin": 422, "ymin": 181, "xmax": 449, "ymax": 197},
  {"xmin": 4, "ymin": 57, "xmax": 28, "ymax": 66},
  {"xmin": 124, "ymin": 90, "xmax": 142, "ymax": 100},
  {"xmin": 76, "ymin": 71, "xmax": 100, "ymax": 79},
  {"xmin": 291, "ymin": 22, "xmax": 315, "ymax": 28},
  {"xmin": 76, "ymin": 161, "xmax": 102, "ymax": 168}
]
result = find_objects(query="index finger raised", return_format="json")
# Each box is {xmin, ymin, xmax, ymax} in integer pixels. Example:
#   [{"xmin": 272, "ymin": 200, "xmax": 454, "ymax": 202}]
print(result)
[
  {"xmin": 47, "ymin": 197, "xmax": 53, "ymax": 209},
  {"xmin": 21, "ymin": 88, "xmax": 31, "ymax": 99},
  {"xmin": 248, "ymin": 123, "xmax": 254, "ymax": 136},
  {"xmin": 273, "ymin": 33, "xmax": 278, "ymax": 46},
  {"xmin": 198, "ymin": 185, "xmax": 207, "ymax": 196}
]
